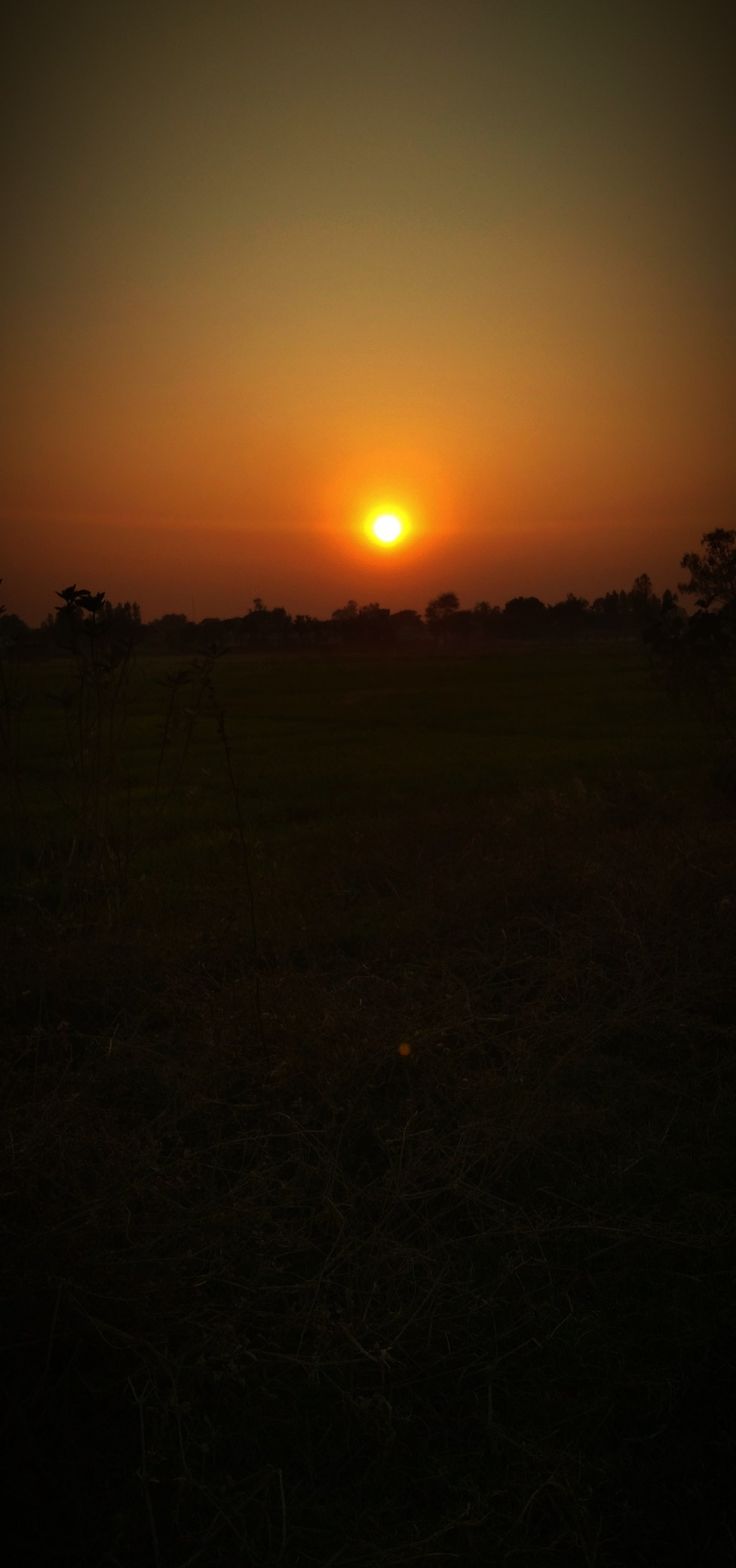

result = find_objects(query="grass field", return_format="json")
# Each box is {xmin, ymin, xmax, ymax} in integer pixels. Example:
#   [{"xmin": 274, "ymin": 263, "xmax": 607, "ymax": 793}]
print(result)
[{"xmin": 3, "ymin": 644, "xmax": 735, "ymax": 1565}]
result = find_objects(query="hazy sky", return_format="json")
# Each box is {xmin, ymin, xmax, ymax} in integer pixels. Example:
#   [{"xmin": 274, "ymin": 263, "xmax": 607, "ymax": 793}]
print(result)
[{"xmin": 3, "ymin": 0, "xmax": 734, "ymax": 622}]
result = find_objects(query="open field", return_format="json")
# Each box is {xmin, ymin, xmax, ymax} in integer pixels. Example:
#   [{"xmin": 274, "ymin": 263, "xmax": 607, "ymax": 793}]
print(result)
[
  {"xmin": 1, "ymin": 642, "xmax": 716, "ymax": 867},
  {"xmin": 2, "ymin": 644, "xmax": 735, "ymax": 1565}
]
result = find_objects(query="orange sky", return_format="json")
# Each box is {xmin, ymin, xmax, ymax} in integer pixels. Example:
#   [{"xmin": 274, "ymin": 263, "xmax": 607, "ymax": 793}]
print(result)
[{"xmin": 3, "ymin": 1, "xmax": 734, "ymax": 623}]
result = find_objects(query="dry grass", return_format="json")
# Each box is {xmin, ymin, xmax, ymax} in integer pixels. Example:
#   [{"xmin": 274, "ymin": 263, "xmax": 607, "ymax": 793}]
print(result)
[
  {"xmin": 2, "ymin": 646, "xmax": 735, "ymax": 1564},
  {"xmin": 3, "ymin": 776, "xmax": 736, "ymax": 1566}
]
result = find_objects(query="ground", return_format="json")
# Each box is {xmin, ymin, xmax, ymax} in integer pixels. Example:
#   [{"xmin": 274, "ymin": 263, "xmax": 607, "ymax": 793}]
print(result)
[{"xmin": 2, "ymin": 644, "xmax": 735, "ymax": 1565}]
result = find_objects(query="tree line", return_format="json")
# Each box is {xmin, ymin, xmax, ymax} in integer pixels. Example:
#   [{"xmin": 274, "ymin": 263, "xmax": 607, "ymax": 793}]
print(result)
[{"xmin": 1, "ymin": 529, "xmax": 734, "ymax": 658}]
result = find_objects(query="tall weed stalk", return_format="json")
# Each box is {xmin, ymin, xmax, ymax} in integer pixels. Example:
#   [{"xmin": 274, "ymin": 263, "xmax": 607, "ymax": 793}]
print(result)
[
  {"xmin": 50, "ymin": 586, "xmax": 137, "ymax": 910},
  {"xmin": 0, "ymin": 583, "xmax": 28, "ymax": 868}
]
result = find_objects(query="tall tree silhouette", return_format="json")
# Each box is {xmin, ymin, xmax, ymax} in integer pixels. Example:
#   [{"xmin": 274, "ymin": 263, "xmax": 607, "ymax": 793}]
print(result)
[{"xmin": 679, "ymin": 529, "xmax": 736, "ymax": 609}]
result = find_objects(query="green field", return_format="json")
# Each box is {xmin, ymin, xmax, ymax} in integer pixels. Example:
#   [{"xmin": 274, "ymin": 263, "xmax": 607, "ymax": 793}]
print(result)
[
  {"xmin": 4, "ymin": 641, "xmax": 709, "ymax": 852},
  {"xmin": 3, "ymin": 645, "xmax": 735, "ymax": 1565}
]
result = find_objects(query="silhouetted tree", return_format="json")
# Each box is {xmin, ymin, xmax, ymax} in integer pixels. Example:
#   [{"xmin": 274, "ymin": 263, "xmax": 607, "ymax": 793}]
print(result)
[
  {"xmin": 679, "ymin": 529, "xmax": 736, "ymax": 609},
  {"xmin": 102, "ymin": 599, "xmax": 143, "ymax": 647},
  {"xmin": 425, "ymin": 592, "xmax": 460, "ymax": 625},
  {"xmin": 548, "ymin": 594, "xmax": 589, "ymax": 635},
  {"xmin": 472, "ymin": 602, "xmax": 502, "ymax": 640},
  {"xmin": 391, "ymin": 609, "xmax": 425, "ymax": 643},
  {"xmin": 0, "ymin": 611, "xmax": 29, "ymax": 649},
  {"xmin": 591, "ymin": 590, "xmax": 628, "ymax": 632},
  {"xmin": 502, "ymin": 596, "xmax": 547, "ymax": 636},
  {"xmin": 660, "ymin": 588, "xmax": 681, "ymax": 619},
  {"xmin": 648, "ymin": 531, "xmax": 735, "ymax": 789},
  {"xmin": 293, "ymin": 613, "xmax": 323, "ymax": 647},
  {"xmin": 330, "ymin": 602, "xmax": 392, "ymax": 647},
  {"xmin": 146, "ymin": 613, "xmax": 197, "ymax": 652},
  {"xmin": 632, "ymin": 572, "xmax": 653, "ymax": 601},
  {"xmin": 243, "ymin": 600, "xmax": 292, "ymax": 648},
  {"xmin": 357, "ymin": 604, "xmax": 391, "ymax": 641},
  {"xmin": 196, "ymin": 616, "xmax": 226, "ymax": 649},
  {"xmin": 627, "ymin": 573, "xmax": 663, "ymax": 630},
  {"xmin": 442, "ymin": 609, "xmax": 477, "ymax": 642}
]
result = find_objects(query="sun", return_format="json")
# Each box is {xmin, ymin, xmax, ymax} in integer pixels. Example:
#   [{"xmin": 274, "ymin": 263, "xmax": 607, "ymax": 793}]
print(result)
[
  {"xmin": 358, "ymin": 500, "xmax": 413, "ymax": 552},
  {"xmin": 370, "ymin": 511, "xmax": 404, "ymax": 547}
]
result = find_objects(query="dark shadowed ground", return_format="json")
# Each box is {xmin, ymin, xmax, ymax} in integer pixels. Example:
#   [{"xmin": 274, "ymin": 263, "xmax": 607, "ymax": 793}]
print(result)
[{"xmin": 2, "ymin": 646, "xmax": 735, "ymax": 1565}]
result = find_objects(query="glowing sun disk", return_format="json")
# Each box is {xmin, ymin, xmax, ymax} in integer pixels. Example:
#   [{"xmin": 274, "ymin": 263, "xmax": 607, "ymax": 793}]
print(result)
[{"xmin": 371, "ymin": 512, "xmax": 403, "ymax": 545}]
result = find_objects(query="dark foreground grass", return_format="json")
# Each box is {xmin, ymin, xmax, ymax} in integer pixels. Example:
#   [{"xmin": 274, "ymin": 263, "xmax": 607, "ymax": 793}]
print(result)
[{"xmin": 2, "ymin": 648, "xmax": 735, "ymax": 1565}]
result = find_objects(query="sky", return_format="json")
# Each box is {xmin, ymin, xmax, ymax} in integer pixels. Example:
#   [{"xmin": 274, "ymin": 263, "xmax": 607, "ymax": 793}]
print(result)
[{"xmin": 2, "ymin": 0, "xmax": 734, "ymax": 623}]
